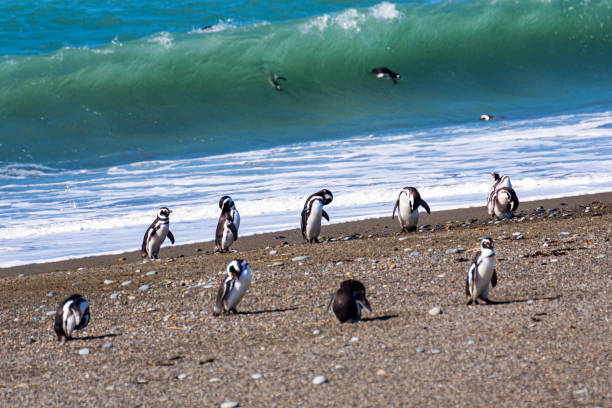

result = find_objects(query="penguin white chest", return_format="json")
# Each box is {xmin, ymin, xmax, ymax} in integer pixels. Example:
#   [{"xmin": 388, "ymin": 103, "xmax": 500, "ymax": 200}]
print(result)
[
  {"xmin": 306, "ymin": 201, "xmax": 323, "ymax": 240},
  {"xmin": 225, "ymin": 269, "xmax": 252, "ymax": 310},
  {"xmin": 147, "ymin": 221, "xmax": 169, "ymax": 255},
  {"xmin": 398, "ymin": 194, "xmax": 418, "ymax": 228},
  {"xmin": 475, "ymin": 255, "xmax": 495, "ymax": 297},
  {"xmin": 221, "ymin": 220, "xmax": 235, "ymax": 250}
]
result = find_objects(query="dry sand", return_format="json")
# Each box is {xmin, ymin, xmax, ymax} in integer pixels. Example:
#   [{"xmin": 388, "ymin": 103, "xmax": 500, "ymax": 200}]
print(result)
[{"xmin": 0, "ymin": 193, "xmax": 610, "ymax": 407}]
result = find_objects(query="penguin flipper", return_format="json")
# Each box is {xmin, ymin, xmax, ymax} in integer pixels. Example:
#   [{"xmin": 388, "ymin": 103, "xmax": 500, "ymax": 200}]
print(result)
[
  {"xmin": 420, "ymin": 199, "xmax": 431, "ymax": 215},
  {"xmin": 392, "ymin": 198, "xmax": 399, "ymax": 219},
  {"xmin": 322, "ymin": 210, "xmax": 330, "ymax": 222},
  {"xmin": 392, "ymin": 78, "xmax": 397, "ymax": 85},
  {"xmin": 300, "ymin": 209, "xmax": 308, "ymax": 240},
  {"xmin": 491, "ymin": 269, "xmax": 497, "ymax": 288},
  {"xmin": 167, "ymin": 230, "xmax": 175, "ymax": 244},
  {"xmin": 141, "ymin": 226, "xmax": 153, "ymax": 257},
  {"xmin": 229, "ymin": 223, "xmax": 238, "ymax": 241},
  {"xmin": 277, "ymin": 77, "xmax": 287, "ymax": 81}
]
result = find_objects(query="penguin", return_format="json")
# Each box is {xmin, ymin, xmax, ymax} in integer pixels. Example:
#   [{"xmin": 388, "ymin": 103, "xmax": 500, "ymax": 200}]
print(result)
[
  {"xmin": 300, "ymin": 189, "xmax": 333, "ymax": 243},
  {"xmin": 466, "ymin": 237, "xmax": 497, "ymax": 305},
  {"xmin": 487, "ymin": 172, "xmax": 519, "ymax": 219},
  {"xmin": 269, "ymin": 71, "xmax": 287, "ymax": 91},
  {"xmin": 215, "ymin": 196, "xmax": 240, "ymax": 253},
  {"xmin": 141, "ymin": 207, "xmax": 175, "ymax": 259},
  {"xmin": 479, "ymin": 114, "xmax": 506, "ymax": 121},
  {"xmin": 54, "ymin": 294, "xmax": 90, "ymax": 343},
  {"xmin": 327, "ymin": 279, "xmax": 372, "ymax": 323},
  {"xmin": 370, "ymin": 67, "xmax": 400, "ymax": 84},
  {"xmin": 392, "ymin": 187, "xmax": 431, "ymax": 232},
  {"xmin": 213, "ymin": 259, "xmax": 252, "ymax": 315}
]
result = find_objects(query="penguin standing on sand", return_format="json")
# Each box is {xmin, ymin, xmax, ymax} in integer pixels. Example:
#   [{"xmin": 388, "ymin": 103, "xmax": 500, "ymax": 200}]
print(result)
[
  {"xmin": 301, "ymin": 189, "xmax": 333, "ymax": 243},
  {"xmin": 54, "ymin": 294, "xmax": 90, "ymax": 343},
  {"xmin": 141, "ymin": 207, "xmax": 175, "ymax": 259},
  {"xmin": 215, "ymin": 196, "xmax": 240, "ymax": 253},
  {"xmin": 370, "ymin": 67, "xmax": 400, "ymax": 84},
  {"xmin": 487, "ymin": 171, "xmax": 519, "ymax": 219},
  {"xmin": 213, "ymin": 259, "xmax": 252, "ymax": 315},
  {"xmin": 392, "ymin": 187, "xmax": 431, "ymax": 232},
  {"xmin": 328, "ymin": 279, "xmax": 372, "ymax": 323},
  {"xmin": 466, "ymin": 237, "xmax": 497, "ymax": 305}
]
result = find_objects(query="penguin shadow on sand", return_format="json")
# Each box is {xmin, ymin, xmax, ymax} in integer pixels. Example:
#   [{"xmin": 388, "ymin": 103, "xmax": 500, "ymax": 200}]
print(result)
[
  {"xmin": 62, "ymin": 333, "xmax": 122, "ymax": 343},
  {"xmin": 479, "ymin": 295, "xmax": 561, "ymax": 306},
  {"xmin": 236, "ymin": 306, "xmax": 299, "ymax": 316}
]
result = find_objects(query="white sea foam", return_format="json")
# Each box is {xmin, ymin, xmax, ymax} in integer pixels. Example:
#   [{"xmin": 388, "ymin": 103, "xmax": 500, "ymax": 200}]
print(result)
[
  {"xmin": 148, "ymin": 31, "xmax": 174, "ymax": 48},
  {"xmin": 370, "ymin": 2, "xmax": 402, "ymax": 20},
  {"xmin": 1, "ymin": 111, "xmax": 611, "ymax": 267}
]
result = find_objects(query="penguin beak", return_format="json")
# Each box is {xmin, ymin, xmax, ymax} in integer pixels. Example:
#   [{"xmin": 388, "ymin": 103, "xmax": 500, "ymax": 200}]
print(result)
[{"xmin": 356, "ymin": 295, "xmax": 371, "ymax": 313}]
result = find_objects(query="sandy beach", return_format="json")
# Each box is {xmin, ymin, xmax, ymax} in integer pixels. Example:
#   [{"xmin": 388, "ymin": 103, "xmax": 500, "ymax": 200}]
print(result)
[{"xmin": 1, "ymin": 192, "xmax": 610, "ymax": 407}]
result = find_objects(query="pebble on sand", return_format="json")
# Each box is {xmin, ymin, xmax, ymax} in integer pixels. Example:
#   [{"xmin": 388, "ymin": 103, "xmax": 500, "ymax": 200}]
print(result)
[
  {"xmin": 146, "ymin": 270, "xmax": 158, "ymax": 276},
  {"xmin": 292, "ymin": 255, "xmax": 309, "ymax": 262},
  {"xmin": 312, "ymin": 375, "xmax": 328, "ymax": 385},
  {"xmin": 110, "ymin": 293, "xmax": 119, "ymax": 299},
  {"xmin": 220, "ymin": 401, "xmax": 240, "ymax": 408},
  {"xmin": 428, "ymin": 307, "xmax": 442, "ymax": 316},
  {"xmin": 350, "ymin": 336, "xmax": 360, "ymax": 342},
  {"xmin": 46, "ymin": 291, "xmax": 56, "ymax": 297},
  {"xmin": 312, "ymin": 329, "xmax": 321, "ymax": 335},
  {"xmin": 138, "ymin": 284, "xmax": 151, "ymax": 291},
  {"xmin": 104, "ymin": 280, "xmax": 115, "ymax": 285},
  {"xmin": 121, "ymin": 280, "xmax": 133, "ymax": 286},
  {"xmin": 178, "ymin": 373, "xmax": 188, "ymax": 380},
  {"xmin": 46, "ymin": 311, "xmax": 56, "ymax": 316},
  {"xmin": 78, "ymin": 348, "xmax": 90, "ymax": 355},
  {"xmin": 251, "ymin": 373, "xmax": 263, "ymax": 379}
]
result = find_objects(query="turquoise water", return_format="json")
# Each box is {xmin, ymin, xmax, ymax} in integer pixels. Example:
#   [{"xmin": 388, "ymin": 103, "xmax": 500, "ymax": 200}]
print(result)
[{"xmin": 0, "ymin": 0, "xmax": 611, "ymax": 266}]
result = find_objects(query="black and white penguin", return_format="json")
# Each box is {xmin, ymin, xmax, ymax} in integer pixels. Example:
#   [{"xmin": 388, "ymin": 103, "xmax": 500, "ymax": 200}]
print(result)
[
  {"xmin": 213, "ymin": 259, "xmax": 252, "ymax": 315},
  {"xmin": 54, "ymin": 294, "xmax": 90, "ymax": 343},
  {"xmin": 487, "ymin": 171, "xmax": 519, "ymax": 219},
  {"xmin": 328, "ymin": 279, "xmax": 372, "ymax": 323},
  {"xmin": 392, "ymin": 187, "xmax": 431, "ymax": 232},
  {"xmin": 269, "ymin": 71, "xmax": 287, "ymax": 91},
  {"xmin": 141, "ymin": 207, "xmax": 175, "ymax": 259},
  {"xmin": 466, "ymin": 237, "xmax": 497, "ymax": 305},
  {"xmin": 215, "ymin": 195, "xmax": 240, "ymax": 252},
  {"xmin": 370, "ymin": 67, "xmax": 400, "ymax": 84},
  {"xmin": 300, "ymin": 189, "xmax": 333, "ymax": 243},
  {"xmin": 479, "ymin": 114, "xmax": 506, "ymax": 121}
]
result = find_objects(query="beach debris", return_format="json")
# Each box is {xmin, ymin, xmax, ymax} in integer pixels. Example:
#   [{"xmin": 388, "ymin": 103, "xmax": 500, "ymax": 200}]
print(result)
[
  {"xmin": 428, "ymin": 307, "xmax": 442, "ymax": 316},
  {"xmin": 312, "ymin": 375, "xmax": 328, "ymax": 385},
  {"xmin": 251, "ymin": 373, "xmax": 263, "ymax": 379},
  {"xmin": 118, "ymin": 257, "xmax": 126, "ymax": 261},
  {"xmin": 292, "ymin": 255, "xmax": 309, "ymax": 262},
  {"xmin": 78, "ymin": 348, "xmax": 90, "ymax": 355},
  {"xmin": 138, "ymin": 284, "xmax": 150, "ymax": 291},
  {"xmin": 220, "ymin": 401, "xmax": 240, "ymax": 408}
]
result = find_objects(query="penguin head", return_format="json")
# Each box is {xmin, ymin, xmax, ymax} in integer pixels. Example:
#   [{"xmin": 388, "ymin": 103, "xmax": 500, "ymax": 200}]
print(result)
[
  {"xmin": 219, "ymin": 196, "xmax": 235, "ymax": 212},
  {"xmin": 490, "ymin": 171, "xmax": 501, "ymax": 181},
  {"xmin": 394, "ymin": 73, "xmax": 401, "ymax": 79},
  {"xmin": 319, "ymin": 189, "xmax": 333, "ymax": 205},
  {"xmin": 158, "ymin": 207, "xmax": 172, "ymax": 218},
  {"xmin": 340, "ymin": 279, "xmax": 371, "ymax": 313},
  {"xmin": 480, "ymin": 237, "xmax": 494, "ymax": 250},
  {"xmin": 480, "ymin": 114, "xmax": 491, "ymax": 121},
  {"xmin": 227, "ymin": 259, "xmax": 249, "ymax": 280}
]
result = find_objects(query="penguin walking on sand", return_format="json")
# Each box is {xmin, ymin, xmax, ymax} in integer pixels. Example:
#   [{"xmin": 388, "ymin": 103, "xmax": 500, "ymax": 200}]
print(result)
[
  {"xmin": 213, "ymin": 259, "xmax": 252, "ymax": 315},
  {"xmin": 328, "ymin": 279, "xmax": 372, "ymax": 323},
  {"xmin": 269, "ymin": 71, "xmax": 287, "ymax": 91},
  {"xmin": 54, "ymin": 294, "xmax": 90, "ymax": 343},
  {"xmin": 392, "ymin": 187, "xmax": 431, "ymax": 232},
  {"xmin": 487, "ymin": 171, "xmax": 519, "ymax": 219},
  {"xmin": 141, "ymin": 207, "xmax": 175, "ymax": 259},
  {"xmin": 466, "ymin": 237, "xmax": 497, "ymax": 305},
  {"xmin": 301, "ymin": 189, "xmax": 333, "ymax": 243},
  {"xmin": 215, "ymin": 196, "xmax": 240, "ymax": 253},
  {"xmin": 370, "ymin": 67, "xmax": 400, "ymax": 84}
]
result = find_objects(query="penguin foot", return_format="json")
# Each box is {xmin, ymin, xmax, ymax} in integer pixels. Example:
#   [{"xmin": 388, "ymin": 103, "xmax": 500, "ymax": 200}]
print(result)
[
  {"xmin": 482, "ymin": 298, "xmax": 495, "ymax": 304},
  {"xmin": 466, "ymin": 298, "xmax": 473, "ymax": 305}
]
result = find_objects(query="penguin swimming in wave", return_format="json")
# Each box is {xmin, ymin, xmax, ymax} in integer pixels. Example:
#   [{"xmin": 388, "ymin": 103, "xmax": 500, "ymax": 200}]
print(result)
[
  {"xmin": 392, "ymin": 187, "xmax": 431, "ymax": 232},
  {"xmin": 328, "ymin": 279, "xmax": 372, "ymax": 323},
  {"xmin": 301, "ymin": 189, "xmax": 333, "ymax": 243},
  {"xmin": 215, "ymin": 196, "xmax": 240, "ymax": 252},
  {"xmin": 269, "ymin": 71, "xmax": 287, "ymax": 91},
  {"xmin": 54, "ymin": 294, "xmax": 90, "ymax": 343},
  {"xmin": 141, "ymin": 207, "xmax": 175, "ymax": 259},
  {"xmin": 487, "ymin": 171, "xmax": 519, "ymax": 219},
  {"xmin": 213, "ymin": 259, "xmax": 252, "ymax": 315},
  {"xmin": 466, "ymin": 238, "xmax": 497, "ymax": 305},
  {"xmin": 370, "ymin": 67, "xmax": 400, "ymax": 84}
]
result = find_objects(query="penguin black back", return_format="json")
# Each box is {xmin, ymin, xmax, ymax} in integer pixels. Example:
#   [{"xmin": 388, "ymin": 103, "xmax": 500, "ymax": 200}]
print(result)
[
  {"xmin": 330, "ymin": 279, "xmax": 371, "ymax": 323},
  {"xmin": 54, "ymin": 294, "xmax": 90, "ymax": 342}
]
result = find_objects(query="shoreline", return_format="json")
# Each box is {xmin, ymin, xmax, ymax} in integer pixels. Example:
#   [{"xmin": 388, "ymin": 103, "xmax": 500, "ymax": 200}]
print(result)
[{"xmin": 3, "ymin": 190, "xmax": 611, "ymax": 278}]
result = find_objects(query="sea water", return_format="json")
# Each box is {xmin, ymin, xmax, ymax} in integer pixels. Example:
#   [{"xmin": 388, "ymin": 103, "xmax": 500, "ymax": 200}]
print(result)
[{"xmin": 1, "ymin": 0, "xmax": 611, "ymax": 267}]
